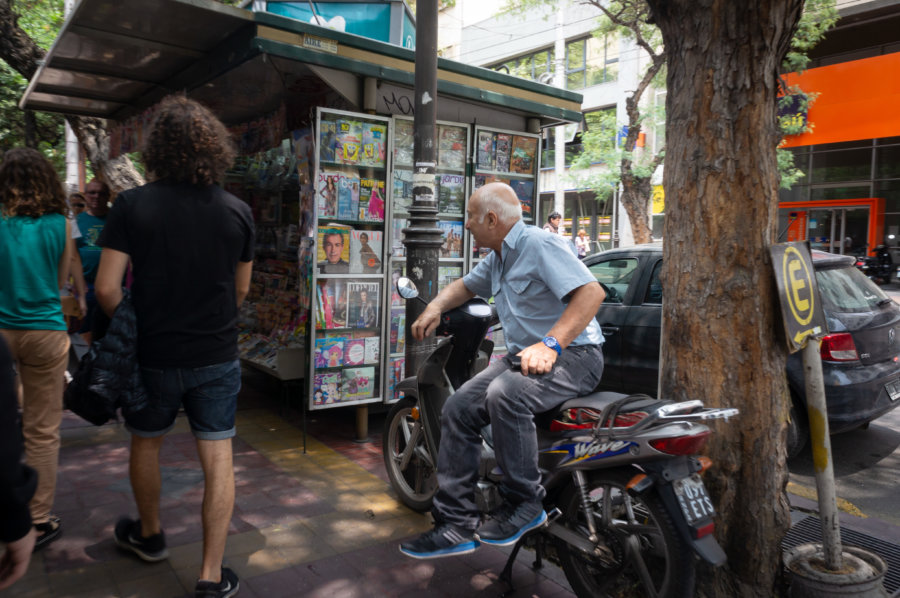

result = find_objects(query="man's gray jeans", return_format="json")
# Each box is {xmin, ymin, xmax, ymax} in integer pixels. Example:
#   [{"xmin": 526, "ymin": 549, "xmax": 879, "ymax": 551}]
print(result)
[{"xmin": 433, "ymin": 344, "xmax": 604, "ymax": 530}]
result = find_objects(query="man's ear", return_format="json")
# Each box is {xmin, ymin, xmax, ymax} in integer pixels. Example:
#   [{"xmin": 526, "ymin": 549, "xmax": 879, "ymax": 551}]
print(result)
[{"xmin": 487, "ymin": 211, "xmax": 498, "ymax": 227}]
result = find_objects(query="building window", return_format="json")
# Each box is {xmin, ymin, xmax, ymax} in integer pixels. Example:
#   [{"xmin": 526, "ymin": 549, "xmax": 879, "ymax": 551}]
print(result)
[
  {"xmin": 566, "ymin": 36, "xmax": 618, "ymax": 90},
  {"xmin": 489, "ymin": 35, "xmax": 617, "ymax": 89}
]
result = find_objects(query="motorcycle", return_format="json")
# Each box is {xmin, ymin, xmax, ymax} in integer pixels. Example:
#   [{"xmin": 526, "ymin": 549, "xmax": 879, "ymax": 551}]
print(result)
[
  {"xmin": 382, "ymin": 277, "xmax": 739, "ymax": 597},
  {"xmin": 855, "ymin": 244, "xmax": 895, "ymax": 285}
]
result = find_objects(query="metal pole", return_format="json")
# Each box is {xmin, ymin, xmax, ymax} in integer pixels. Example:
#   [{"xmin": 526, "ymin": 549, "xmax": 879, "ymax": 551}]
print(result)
[
  {"xmin": 803, "ymin": 338, "xmax": 843, "ymax": 569},
  {"xmin": 404, "ymin": 0, "xmax": 442, "ymax": 378},
  {"xmin": 553, "ymin": 7, "xmax": 566, "ymax": 231}
]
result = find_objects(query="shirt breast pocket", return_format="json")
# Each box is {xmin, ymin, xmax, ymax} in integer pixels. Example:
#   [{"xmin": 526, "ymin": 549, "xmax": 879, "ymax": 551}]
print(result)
[{"xmin": 506, "ymin": 277, "xmax": 546, "ymax": 310}]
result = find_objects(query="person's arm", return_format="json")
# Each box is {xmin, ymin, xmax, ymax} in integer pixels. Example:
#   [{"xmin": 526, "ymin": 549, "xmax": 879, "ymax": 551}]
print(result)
[
  {"xmin": 517, "ymin": 281, "xmax": 606, "ymax": 376},
  {"xmin": 94, "ymin": 248, "xmax": 130, "ymax": 317},
  {"xmin": 70, "ymin": 251, "xmax": 88, "ymax": 317},
  {"xmin": 235, "ymin": 261, "xmax": 253, "ymax": 307},
  {"xmin": 410, "ymin": 278, "xmax": 476, "ymax": 341},
  {"xmin": 57, "ymin": 220, "xmax": 74, "ymax": 290}
]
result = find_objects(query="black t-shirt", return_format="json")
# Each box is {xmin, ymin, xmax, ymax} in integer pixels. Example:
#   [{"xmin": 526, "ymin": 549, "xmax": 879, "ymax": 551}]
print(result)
[{"xmin": 99, "ymin": 180, "xmax": 255, "ymax": 367}]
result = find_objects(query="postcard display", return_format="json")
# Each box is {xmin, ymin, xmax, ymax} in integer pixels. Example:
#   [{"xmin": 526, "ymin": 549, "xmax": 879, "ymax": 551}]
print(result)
[
  {"xmin": 310, "ymin": 108, "xmax": 391, "ymax": 410},
  {"xmin": 388, "ymin": 117, "xmax": 470, "ymax": 402},
  {"xmin": 472, "ymin": 126, "xmax": 540, "ymax": 361}
]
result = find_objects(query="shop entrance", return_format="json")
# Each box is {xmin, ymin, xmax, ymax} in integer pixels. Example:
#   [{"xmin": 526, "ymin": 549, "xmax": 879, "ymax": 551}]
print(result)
[{"xmin": 779, "ymin": 198, "xmax": 885, "ymax": 256}]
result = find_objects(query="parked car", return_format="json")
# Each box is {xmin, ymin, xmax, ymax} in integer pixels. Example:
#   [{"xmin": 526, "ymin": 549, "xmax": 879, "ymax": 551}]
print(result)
[{"xmin": 584, "ymin": 244, "xmax": 900, "ymax": 458}]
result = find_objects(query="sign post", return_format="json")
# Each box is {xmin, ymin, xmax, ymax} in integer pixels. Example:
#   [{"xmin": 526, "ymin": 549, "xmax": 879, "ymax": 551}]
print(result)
[{"xmin": 769, "ymin": 242, "xmax": 842, "ymax": 570}]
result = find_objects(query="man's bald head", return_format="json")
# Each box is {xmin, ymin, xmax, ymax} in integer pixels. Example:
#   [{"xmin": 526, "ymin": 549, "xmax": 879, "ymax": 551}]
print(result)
[{"xmin": 472, "ymin": 182, "xmax": 522, "ymax": 225}]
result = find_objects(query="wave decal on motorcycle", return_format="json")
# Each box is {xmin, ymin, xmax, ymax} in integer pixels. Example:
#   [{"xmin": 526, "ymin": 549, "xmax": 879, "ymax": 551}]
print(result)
[{"xmin": 547, "ymin": 439, "xmax": 636, "ymax": 465}]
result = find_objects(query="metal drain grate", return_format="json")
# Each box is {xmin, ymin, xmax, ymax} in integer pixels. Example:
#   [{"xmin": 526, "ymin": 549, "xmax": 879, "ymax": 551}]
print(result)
[{"xmin": 783, "ymin": 515, "xmax": 900, "ymax": 596}]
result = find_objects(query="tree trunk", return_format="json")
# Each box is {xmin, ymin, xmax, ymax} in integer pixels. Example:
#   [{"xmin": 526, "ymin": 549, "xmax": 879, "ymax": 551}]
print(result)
[
  {"xmin": 645, "ymin": 1, "xmax": 803, "ymax": 596},
  {"xmin": 619, "ymin": 176, "xmax": 653, "ymax": 244},
  {"xmin": 0, "ymin": 0, "xmax": 143, "ymax": 194}
]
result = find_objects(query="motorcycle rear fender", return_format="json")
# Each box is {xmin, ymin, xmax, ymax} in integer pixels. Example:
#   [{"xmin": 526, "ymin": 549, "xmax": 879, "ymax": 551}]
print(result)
[{"xmin": 646, "ymin": 458, "xmax": 727, "ymax": 567}]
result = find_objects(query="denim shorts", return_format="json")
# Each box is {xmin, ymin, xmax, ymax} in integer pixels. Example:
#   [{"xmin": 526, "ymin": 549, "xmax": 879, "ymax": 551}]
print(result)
[{"xmin": 126, "ymin": 359, "xmax": 241, "ymax": 440}]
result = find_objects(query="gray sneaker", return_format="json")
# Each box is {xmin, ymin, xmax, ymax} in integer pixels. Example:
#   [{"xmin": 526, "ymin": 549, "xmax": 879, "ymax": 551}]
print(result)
[{"xmin": 476, "ymin": 500, "xmax": 547, "ymax": 546}]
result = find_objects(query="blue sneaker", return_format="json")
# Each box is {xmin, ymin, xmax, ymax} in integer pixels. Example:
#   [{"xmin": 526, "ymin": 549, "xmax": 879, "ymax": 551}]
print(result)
[
  {"xmin": 399, "ymin": 523, "xmax": 479, "ymax": 559},
  {"xmin": 476, "ymin": 501, "xmax": 547, "ymax": 546}
]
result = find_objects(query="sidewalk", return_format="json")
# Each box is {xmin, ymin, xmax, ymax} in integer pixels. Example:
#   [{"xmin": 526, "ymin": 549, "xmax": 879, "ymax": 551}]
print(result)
[
  {"xmin": 6, "ymin": 374, "xmax": 900, "ymax": 597},
  {"xmin": 6, "ymin": 382, "xmax": 575, "ymax": 598}
]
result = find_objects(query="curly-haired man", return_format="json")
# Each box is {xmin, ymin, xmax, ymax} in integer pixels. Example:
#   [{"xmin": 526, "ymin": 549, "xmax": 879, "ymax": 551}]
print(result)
[{"xmin": 95, "ymin": 95, "xmax": 254, "ymax": 598}]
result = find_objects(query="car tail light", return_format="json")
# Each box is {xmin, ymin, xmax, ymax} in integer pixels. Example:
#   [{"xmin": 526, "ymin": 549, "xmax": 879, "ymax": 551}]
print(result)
[
  {"xmin": 819, "ymin": 333, "xmax": 859, "ymax": 362},
  {"xmin": 649, "ymin": 430, "xmax": 710, "ymax": 455}
]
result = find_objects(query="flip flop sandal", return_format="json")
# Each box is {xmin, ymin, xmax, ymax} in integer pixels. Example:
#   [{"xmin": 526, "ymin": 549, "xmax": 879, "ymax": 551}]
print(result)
[{"xmin": 33, "ymin": 515, "xmax": 62, "ymax": 551}]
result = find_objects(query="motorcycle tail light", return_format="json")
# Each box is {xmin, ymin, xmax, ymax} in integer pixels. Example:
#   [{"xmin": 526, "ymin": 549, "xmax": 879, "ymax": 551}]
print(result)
[
  {"xmin": 819, "ymin": 333, "xmax": 859, "ymax": 362},
  {"xmin": 549, "ymin": 408, "xmax": 648, "ymax": 432},
  {"xmin": 697, "ymin": 456, "xmax": 713, "ymax": 473},
  {"xmin": 649, "ymin": 430, "xmax": 710, "ymax": 455}
]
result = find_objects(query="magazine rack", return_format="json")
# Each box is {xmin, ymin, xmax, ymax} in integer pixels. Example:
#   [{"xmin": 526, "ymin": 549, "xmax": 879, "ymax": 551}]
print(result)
[
  {"xmin": 386, "ymin": 117, "xmax": 471, "ymax": 402},
  {"xmin": 309, "ymin": 108, "xmax": 391, "ymax": 411}
]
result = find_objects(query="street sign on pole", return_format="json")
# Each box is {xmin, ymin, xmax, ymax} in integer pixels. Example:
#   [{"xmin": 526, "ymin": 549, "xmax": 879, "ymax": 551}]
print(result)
[{"xmin": 769, "ymin": 241, "xmax": 843, "ymax": 569}]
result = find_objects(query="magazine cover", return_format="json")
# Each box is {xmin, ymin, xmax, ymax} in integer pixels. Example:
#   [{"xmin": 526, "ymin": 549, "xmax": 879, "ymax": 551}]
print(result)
[
  {"xmin": 511, "ymin": 179, "xmax": 535, "ymax": 218},
  {"xmin": 337, "ymin": 175, "xmax": 360, "ymax": 220},
  {"xmin": 314, "ymin": 336, "xmax": 345, "ymax": 368},
  {"xmin": 495, "ymin": 133, "xmax": 511, "ymax": 172},
  {"xmin": 319, "ymin": 120, "xmax": 337, "ymax": 162},
  {"xmin": 438, "ymin": 220, "xmax": 464, "ymax": 258},
  {"xmin": 438, "ymin": 174, "xmax": 465, "ymax": 215},
  {"xmin": 392, "ymin": 169, "xmax": 413, "ymax": 213},
  {"xmin": 476, "ymin": 131, "xmax": 495, "ymax": 171},
  {"xmin": 347, "ymin": 281, "xmax": 380, "ymax": 329},
  {"xmin": 317, "ymin": 171, "xmax": 340, "ymax": 218},
  {"xmin": 391, "ymin": 218, "xmax": 406, "ymax": 257},
  {"xmin": 359, "ymin": 178, "xmax": 386, "ymax": 222},
  {"xmin": 394, "ymin": 119, "xmax": 414, "ymax": 166},
  {"xmin": 349, "ymin": 229, "xmax": 383, "ymax": 274},
  {"xmin": 315, "ymin": 278, "xmax": 348, "ymax": 329},
  {"xmin": 361, "ymin": 123, "xmax": 387, "ymax": 167},
  {"xmin": 342, "ymin": 366, "xmax": 375, "ymax": 400},
  {"xmin": 364, "ymin": 336, "xmax": 380, "ymax": 364},
  {"xmin": 317, "ymin": 224, "xmax": 353, "ymax": 274},
  {"xmin": 337, "ymin": 119, "xmax": 362, "ymax": 164},
  {"xmin": 389, "ymin": 358, "xmax": 405, "ymax": 401},
  {"xmin": 438, "ymin": 125, "xmax": 466, "ymax": 170},
  {"xmin": 313, "ymin": 372, "xmax": 341, "ymax": 406},
  {"xmin": 344, "ymin": 338, "xmax": 366, "ymax": 366},
  {"xmin": 510, "ymin": 135, "xmax": 538, "ymax": 174},
  {"xmin": 389, "ymin": 306, "xmax": 406, "ymax": 354}
]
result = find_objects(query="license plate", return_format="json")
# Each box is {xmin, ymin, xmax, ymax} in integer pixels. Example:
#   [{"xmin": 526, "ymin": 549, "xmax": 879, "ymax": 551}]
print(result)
[
  {"xmin": 887, "ymin": 379, "xmax": 900, "ymax": 402},
  {"xmin": 674, "ymin": 474, "xmax": 715, "ymax": 525}
]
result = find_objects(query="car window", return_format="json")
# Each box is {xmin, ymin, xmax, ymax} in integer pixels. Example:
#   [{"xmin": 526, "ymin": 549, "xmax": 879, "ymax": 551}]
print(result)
[
  {"xmin": 643, "ymin": 260, "xmax": 663, "ymax": 304},
  {"xmin": 816, "ymin": 266, "xmax": 890, "ymax": 313},
  {"xmin": 589, "ymin": 258, "xmax": 639, "ymax": 304}
]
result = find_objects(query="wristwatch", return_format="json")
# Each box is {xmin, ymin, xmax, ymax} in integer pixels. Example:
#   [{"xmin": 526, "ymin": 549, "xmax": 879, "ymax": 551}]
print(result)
[{"xmin": 542, "ymin": 336, "xmax": 562, "ymax": 355}]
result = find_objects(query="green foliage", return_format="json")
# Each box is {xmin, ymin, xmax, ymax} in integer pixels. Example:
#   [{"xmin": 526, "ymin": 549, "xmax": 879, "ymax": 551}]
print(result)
[
  {"xmin": 0, "ymin": 0, "xmax": 65, "ymax": 171},
  {"xmin": 784, "ymin": 0, "xmax": 839, "ymax": 74}
]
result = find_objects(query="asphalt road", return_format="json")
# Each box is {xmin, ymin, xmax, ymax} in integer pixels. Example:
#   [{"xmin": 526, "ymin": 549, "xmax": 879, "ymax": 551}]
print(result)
[{"xmin": 787, "ymin": 281, "xmax": 900, "ymax": 526}]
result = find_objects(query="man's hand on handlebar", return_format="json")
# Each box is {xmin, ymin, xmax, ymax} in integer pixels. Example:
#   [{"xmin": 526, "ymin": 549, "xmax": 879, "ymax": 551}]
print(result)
[
  {"xmin": 516, "ymin": 342, "xmax": 558, "ymax": 376},
  {"xmin": 411, "ymin": 303, "xmax": 443, "ymax": 341}
]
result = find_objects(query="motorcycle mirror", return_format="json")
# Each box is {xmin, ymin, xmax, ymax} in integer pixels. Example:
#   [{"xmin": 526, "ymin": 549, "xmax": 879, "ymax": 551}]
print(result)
[{"xmin": 396, "ymin": 277, "xmax": 419, "ymax": 299}]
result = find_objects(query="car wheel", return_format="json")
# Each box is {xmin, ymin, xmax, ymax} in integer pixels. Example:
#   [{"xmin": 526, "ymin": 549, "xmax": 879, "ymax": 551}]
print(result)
[{"xmin": 787, "ymin": 400, "xmax": 808, "ymax": 459}]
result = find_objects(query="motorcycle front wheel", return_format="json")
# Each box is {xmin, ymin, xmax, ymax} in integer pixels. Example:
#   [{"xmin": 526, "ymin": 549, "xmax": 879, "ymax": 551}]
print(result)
[
  {"xmin": 555, "ymin": 468, "xmax": 695, "ymax": 598},
  {"xmin": 382, "ymin": 397, "xmax": 438, "ymax": 512}
]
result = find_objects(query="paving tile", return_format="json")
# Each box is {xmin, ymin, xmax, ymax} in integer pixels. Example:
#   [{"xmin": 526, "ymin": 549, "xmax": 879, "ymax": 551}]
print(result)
[
  {"xmin": 117, "ymin": 567, "xmax": 187, "ymax": 598},
  {"xmin": 244, "ymin": 566, "xmax": 307, "ymax": 598}
]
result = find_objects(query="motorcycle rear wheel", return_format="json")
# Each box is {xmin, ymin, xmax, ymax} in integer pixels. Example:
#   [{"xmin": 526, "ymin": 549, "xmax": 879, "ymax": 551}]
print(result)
[
  {"xmin": 382, "ymin": 397, "xmax": 438, "ymax": 512},
  {"xmin": 555, "ymin": 468, "xmax": 695, "ymax": 598}
]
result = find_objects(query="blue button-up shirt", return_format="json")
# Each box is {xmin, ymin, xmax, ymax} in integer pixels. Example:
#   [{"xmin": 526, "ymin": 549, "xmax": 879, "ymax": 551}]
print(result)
[{"xmin": 462, "ymin": 220, "xmax": 604, "ymax": 354}]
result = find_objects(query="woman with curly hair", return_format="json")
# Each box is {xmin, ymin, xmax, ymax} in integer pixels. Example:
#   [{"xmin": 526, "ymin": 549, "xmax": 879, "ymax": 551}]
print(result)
[
  {"xmin": 0, "ymin": 147, "xmax": 78, "ymax": 551},
  {"xmin": 95, "ymin": 95, "xmax": 254, "ymax": 596}
]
